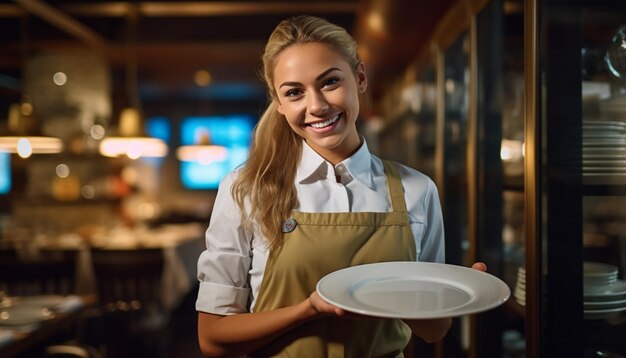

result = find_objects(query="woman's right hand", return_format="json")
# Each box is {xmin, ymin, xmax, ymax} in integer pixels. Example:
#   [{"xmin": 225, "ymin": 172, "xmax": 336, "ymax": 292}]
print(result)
[
  {"xmin": 198, "ymin": 294, "xmax": 339, "ymax": 357},
  {"xmin": 308, "ymin": 291, "xmax": 345, "ymax": 317}
]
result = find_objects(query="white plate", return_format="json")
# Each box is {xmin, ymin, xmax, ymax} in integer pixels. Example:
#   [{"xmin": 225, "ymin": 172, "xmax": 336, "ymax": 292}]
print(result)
[
  {"xmin": 584, "ymin": 297, "xmax": 626, "ymax": 309},
  {"xmin": 0, "ymin": 306, "xmax": 55, "ymax": 326},
  {"xmin": 585, "ymin": 280, "xmax": 626, "ymax": 301},
  {"xmin": 316, "ymin": 262, "xmax": 510, "ymax": 319},
  {"xmin": 584, "ymin": 306, "xmax": 626, "ymax": 320}
]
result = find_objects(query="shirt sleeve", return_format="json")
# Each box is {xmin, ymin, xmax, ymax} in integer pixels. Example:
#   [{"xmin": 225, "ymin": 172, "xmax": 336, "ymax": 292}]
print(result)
[
  {"xmin": 196, "ymin": 172, "xmax": 253, "ymax": 315},
  {"xmin": 396, "ymin": 161, "xmax": 445, "ymax": 264},
  {"xmin": 418, "ymin": 179, "xmax": 445, "ymax": 263}
]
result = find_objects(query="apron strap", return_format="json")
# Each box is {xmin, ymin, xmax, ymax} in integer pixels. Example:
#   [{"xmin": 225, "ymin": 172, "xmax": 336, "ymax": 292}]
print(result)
[{"xmin": 381, "ymin": 160, "xmax": 408, "ymax": 214}]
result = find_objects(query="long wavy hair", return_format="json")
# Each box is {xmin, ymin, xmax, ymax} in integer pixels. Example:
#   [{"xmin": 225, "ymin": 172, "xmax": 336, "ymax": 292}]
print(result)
[{"xmin": 231, "ymin": 15, "xmax": 362, "ymax": 249}]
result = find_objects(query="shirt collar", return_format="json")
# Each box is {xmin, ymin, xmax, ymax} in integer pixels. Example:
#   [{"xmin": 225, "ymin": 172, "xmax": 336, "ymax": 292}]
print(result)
[
  {"xmin": 296, "ymin": 139, "xmax": 375, "ymax": 189},
  {"xmin": 341, "ymin": 140, "xmax": 374, "ymax": 189},
  {"xmin": 296, "ymin": 141, "xmax": 328, "ymax": 183}
]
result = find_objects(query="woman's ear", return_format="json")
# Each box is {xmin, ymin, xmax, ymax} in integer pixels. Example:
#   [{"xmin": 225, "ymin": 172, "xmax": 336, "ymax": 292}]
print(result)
[
  {"xmin": 356, "ymin": 62, "xmax": 368, "ymax": 93},
  {"xmin": 274, "ymin": 99, "xmax": 284, "ymax": 115}
]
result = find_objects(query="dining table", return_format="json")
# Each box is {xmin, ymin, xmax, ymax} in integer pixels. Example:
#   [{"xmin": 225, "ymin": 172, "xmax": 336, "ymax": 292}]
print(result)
[
  {"xmin": 0, "ymin": 294, "xmax": 96, "ymax": 358},
  {"xmin": 0, "ymin": 222, "xmax": 207, "ymax": 357},
  {"xmin": 37, "ymin": 222, "xmax": 206, "ymax": 311}
]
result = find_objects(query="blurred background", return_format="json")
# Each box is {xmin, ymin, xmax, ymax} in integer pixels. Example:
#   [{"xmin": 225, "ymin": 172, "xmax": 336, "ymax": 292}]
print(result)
[{"xmin": 1, "ymin": 0, "xmax": 626, "ymax": 358}]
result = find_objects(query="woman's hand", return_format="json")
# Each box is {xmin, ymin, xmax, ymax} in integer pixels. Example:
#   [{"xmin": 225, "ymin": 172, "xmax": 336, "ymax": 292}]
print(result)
[
  {"xmin": 471, "ymin": 262, "xmax": 487, "ymax": 272},
  {"xmin": 308, "ymin": 291, "xmax": 345, "ymax": 317},
  {"xmin": 403, "ymin": 262, "xmax": 488, "ymax": 343},
  {"xmin": 198, "ymin": 294, "xmax": 339, "ymax": 357}
]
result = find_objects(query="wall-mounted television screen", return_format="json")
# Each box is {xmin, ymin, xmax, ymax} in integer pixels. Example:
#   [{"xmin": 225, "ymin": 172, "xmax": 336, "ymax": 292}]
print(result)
[
  {"xmin": 0, "ymin": 153, "xmax": 10, "ymax": 194},
  {"xmin": 180, "ymin": 115, "xmax": 254, "ymax": 190}
]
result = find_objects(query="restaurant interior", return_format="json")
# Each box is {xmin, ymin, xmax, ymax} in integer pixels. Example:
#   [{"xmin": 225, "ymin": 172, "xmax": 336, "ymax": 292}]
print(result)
[{"xmin": 1, "ymin": 0, "xmax": 626, "ymax": 357}]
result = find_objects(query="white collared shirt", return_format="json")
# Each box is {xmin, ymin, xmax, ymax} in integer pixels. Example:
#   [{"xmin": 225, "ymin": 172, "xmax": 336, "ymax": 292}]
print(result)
[{"xmin": 196, "ymin": 140, "xmax": 445, "ymax": 315}]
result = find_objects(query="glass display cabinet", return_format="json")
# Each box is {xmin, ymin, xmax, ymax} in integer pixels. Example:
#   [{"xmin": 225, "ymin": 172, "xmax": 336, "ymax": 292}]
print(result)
[
  {"xmin": 527, "ymin": 0, "xmax": 626, "ymax": 356},
  {"xmin": 376, "ymin": 0, "xmax": 626, "ymax": 356},
  {"xmin": 441, "ymin": 29, "xmax": 471, "ymax": 358},
  {"xmin": 377, "ymin": 0, "xmax": 526, "ymax": 356},
  {"xmin": 474, "ymin": 1, "xmax": 526, "ymax": 357}
]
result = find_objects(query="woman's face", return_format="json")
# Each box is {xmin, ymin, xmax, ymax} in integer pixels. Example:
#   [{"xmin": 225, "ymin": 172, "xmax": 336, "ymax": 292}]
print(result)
[{"xmin": 273, "ymin": 42, "xmax": 367, "ymax": 164}]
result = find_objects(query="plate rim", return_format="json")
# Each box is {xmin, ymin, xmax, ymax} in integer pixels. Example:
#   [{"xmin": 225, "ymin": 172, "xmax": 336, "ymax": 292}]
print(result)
[{"xmin": 316, "ymin": 261, "xmax": 510, "ymax": 319}]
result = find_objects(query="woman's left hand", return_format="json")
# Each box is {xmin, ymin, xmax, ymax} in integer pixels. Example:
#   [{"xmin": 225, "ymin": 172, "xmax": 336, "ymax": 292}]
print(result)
[
  {"xmin": 404, "ymin": 261, "xmax": 488, "ymax": 343},
  {"xmin": 471, "ymin": 262, "xmax": 487, "ymax": 272}
]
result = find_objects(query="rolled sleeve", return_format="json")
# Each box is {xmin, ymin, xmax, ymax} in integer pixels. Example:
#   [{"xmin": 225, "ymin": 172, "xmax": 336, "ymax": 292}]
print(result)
[
  {"xmin": 196, "ymin": 173, "xmax": 253, "ymax": 315},
  {"xmin": 196, "ymin": 281, "xmax": 250, "ymax": 315}
]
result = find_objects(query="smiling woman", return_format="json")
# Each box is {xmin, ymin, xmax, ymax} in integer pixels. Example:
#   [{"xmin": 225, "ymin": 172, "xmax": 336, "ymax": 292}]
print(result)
[{"xmin": 194, "ymin": 15, "xmax": 483, "ymax": 358}]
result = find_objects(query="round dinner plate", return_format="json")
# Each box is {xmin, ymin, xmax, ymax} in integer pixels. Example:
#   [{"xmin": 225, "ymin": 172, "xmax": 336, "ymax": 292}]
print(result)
[
  {"xmin": 584, "ymin": 306, "xmax": 626, "ymax": 320},
  {"xmin": 584, "ymin": 280, "xmax": 626, "ymax": 301},
  {"xmin": 316, "ymin": 261, "xmax": 510, "ymax": 319}
]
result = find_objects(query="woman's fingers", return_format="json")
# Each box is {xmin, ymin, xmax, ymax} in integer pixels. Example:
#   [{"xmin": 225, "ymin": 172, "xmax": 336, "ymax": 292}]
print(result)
[
  {"xmin": 471, "ymin": 262, "xmax": 487, "ymax": 272},
  {"xmin": 309, "ymin": 291, "xmax": 345, "ymax": 316}
]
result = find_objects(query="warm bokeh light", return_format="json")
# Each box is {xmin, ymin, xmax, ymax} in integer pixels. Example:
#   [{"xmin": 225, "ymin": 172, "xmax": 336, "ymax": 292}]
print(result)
[
  {"xmin": 20, "ymin": 102, "xmax": 33, "ymax": 116},
  {"xmin": 81, "ymin": 185, "xmax": 96, "ymax": 199},
  {"xmin": 0, "ymin": 136, "xmax": 63, "ymax": 156},
  {"xmin": 500, "ymin": 139, "xmax": 524, "ymax": 161},
  {"xmin": 176, "ymin": 145, "xmax": 228, "ymax": 165},
  {"xmin": 366, "ymin": 12, "xmax": 384, "ymax": 34},
  {"xmin": 16, "ymin": 138, "xmax": 32, "ymax": 158},
  {"xmin": 194, "ymin": 70, "xmax": 212, "ymax": 87},
  {"xmin": 53, "ymin": 72, "xmax": 68, "ymax": 86},
  {"xmin": 99, "ymin": 137, "xmax": 168, "ymax": 159},
  {"xmin": 55, "ymin": 163, "xmax": 70, "ymax": 178},
  {"xmin": 90, "ymin": 125, "xmax": 106, "ymax": 140}
]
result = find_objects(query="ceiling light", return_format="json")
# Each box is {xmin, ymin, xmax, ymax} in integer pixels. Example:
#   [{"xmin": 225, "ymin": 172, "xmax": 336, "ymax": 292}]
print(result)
[
  {"xmin": 0, "ymin": 102, "xmax": 63, "ymax": 158},
  {"xmin": 176, "ymin": 130, "xmax": 227, "ymax": 165},
  {"xmin": 98, "ymin": 12, "xmax": 167, "ymax": 159},
  {"xmin": 99, "ymin": 108, "xmax": 168, "ymax": 159}
]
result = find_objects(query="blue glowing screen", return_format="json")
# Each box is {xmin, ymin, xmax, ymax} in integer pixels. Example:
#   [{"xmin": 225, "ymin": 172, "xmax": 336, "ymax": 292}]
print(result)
[
  {"xmin": 180, "ymin": 115, "xmax": 254, "ymax": 190},
  {"xmin": 0, "ymin": 153, "xmax": 10, "ymax": 194},
  {"xmin": 146, "ymin": 116, "xmax": 171, "ymax": 143}
]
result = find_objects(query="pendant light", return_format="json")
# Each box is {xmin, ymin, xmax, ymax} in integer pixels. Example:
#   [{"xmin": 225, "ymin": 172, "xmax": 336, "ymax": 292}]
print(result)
[
  {"xmin": 0, "ymin": 18, "xmax": 62, "ymax": 158},
  {"xmin": 176, "ymin": 130, "xmax": 228, "ymax": 165},
  {"xmin": 0, "ymin": 100, "xmax": 63, "ymax": 158},
  {"xmin": 99, "ymin": 9, "xmax": 167, "ymax": 159}
]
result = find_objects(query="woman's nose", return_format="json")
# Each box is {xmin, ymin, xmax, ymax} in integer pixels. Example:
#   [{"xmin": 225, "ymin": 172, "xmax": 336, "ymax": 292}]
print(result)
[{"xmin": 307, "ymin": 90, "xmax": 329, "ymax": 116}]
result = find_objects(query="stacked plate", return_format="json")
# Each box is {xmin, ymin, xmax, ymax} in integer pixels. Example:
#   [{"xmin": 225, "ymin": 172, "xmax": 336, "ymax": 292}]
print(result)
[
  {"xmin": 515, "ymin": 263, "xmax": 626, "ymax": 319},
  {"xmin": 584, "ymin": 262, "xmax": 626, "ymax": 320},
  {"xmin": 514, "ymin": 266, "xmax": 526, "ymax": 306},
  {"xmin": 583, "ymin": 120, "xmax": 626, "ymax": 184}
]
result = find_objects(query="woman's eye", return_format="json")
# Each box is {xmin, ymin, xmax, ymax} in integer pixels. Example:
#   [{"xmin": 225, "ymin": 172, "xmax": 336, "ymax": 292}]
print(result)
[
  {"xmin": 323, "ymin": 77, "xmax": 340, "ymax": 88},
  {"xmin": 285, "ymin": 89, "xmax": 302, "ymax": 97}
]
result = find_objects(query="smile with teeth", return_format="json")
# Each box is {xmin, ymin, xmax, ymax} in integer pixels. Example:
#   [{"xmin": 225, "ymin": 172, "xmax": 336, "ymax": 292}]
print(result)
[{"xmin": 309, "ymin": 114, "xmax": 341, "ymax": 129}]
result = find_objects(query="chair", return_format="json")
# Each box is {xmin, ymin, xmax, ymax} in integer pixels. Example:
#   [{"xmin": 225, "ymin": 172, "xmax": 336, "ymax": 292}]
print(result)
[
  {"xmin": 89, "ymin": 248, "xmax": 171, "ymax": 358},
  {"xmin": 0, "ymin": 248, "xmax": 77, "ymax": 296}
]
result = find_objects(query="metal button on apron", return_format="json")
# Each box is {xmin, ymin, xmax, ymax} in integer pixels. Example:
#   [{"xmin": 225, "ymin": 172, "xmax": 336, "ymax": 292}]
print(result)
[{"xmin": 281, "ymin": 217, "xmax": 298, "ymax": 233}]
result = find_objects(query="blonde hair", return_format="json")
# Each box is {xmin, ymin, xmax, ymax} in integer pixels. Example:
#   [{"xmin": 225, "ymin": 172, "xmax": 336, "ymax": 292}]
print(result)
[{"xmin": 231, "ymin": 15, "xmax": 361, "ymax": 249}]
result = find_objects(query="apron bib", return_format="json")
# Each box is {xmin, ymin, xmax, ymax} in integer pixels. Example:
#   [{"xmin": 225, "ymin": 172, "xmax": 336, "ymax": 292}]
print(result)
[{"xmin": 253, "ymin": 160, "xmax": 417, "ymax": 358}]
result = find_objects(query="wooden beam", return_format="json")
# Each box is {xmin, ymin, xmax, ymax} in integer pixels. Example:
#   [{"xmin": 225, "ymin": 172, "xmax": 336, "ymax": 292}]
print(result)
[
  {"xmin": 0, "ymin": 39, "xmax": 265, "ymax": 70},
  {"xmin": 12, "ymin": 0, "xmax": 109, "ymax": 49},
  {"xmin": 0, "ymin": 4, "xmax": 25, "ymax": 17},
  {"xmin": 2, "ymin": 2, "xmax": 358, "ymax": 18}
]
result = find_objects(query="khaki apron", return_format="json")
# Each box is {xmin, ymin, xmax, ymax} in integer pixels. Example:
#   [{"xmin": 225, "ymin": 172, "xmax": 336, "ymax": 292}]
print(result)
[{"xmin": 252, "ymin": 160, "xmax": 417, "ymax": 358}]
